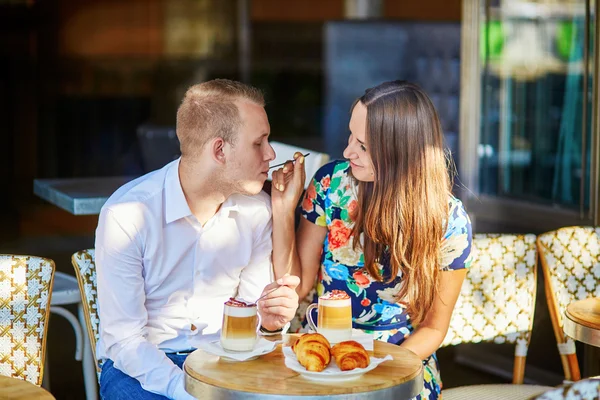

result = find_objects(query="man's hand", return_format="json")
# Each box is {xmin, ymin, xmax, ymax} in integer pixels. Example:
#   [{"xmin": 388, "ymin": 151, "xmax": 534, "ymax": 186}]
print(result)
[
  {"xmin": 257, "ymin": 274, "xmax": 300, "ymax": 331},
  {"xmin": 270, "ymin": 152, "xmax": 306, "ymax": 215}
]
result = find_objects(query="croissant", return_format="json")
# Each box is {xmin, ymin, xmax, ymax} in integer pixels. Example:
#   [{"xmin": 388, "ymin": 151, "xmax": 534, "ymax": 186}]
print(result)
[
  {"xmin": 331, "ymin": 341, "xmax": 370, "ymax": 371},
  {"xmin": 292, "ymin": 333, "xmax": 331, "ymax": 372}
]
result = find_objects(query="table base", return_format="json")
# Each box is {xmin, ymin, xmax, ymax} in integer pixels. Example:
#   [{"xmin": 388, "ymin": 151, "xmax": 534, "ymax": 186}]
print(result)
[{"xmin": 185, "ymin": 373, "xmax": 423, "ymax": 400}]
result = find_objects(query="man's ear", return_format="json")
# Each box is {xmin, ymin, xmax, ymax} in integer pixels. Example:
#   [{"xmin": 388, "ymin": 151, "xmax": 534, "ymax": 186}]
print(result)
[{"xmin": 210, "ymin": 137, "xmax": 227, "ymax": 165}]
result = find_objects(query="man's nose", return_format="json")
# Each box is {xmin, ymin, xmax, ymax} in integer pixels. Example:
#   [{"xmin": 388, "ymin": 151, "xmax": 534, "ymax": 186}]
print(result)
[{"xmin": 265, "ymin": 143, "xmax": 276, "ymax": 161}]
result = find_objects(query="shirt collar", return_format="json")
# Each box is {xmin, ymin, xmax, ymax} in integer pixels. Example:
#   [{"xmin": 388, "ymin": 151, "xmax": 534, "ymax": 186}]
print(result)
[
  {"xmin": 164, "ymin": 158, "xmax": 241, "ymax": 224},
  {"xmin": 220, "ymin": 196, "xmax": 240, "ymax": 216},
  {"xmin": 165, "ymin": 158, "xmax": 193, "ymax": 224}
]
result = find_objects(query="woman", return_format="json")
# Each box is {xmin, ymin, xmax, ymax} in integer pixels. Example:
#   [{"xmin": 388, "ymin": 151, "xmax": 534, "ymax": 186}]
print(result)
[{"xmin": 270, "ymin": 80, "xmax": 472, "ymax": 400}]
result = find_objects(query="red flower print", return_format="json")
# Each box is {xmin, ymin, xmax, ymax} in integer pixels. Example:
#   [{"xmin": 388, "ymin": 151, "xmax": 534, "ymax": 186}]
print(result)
[
  {"xmin": 347, "ymin": 200, "xmax": 358, "ymax": 220},
  {"xmin": 302, "ymin": 184, "xmax": 317, "ymax": 212},
  {"xmin": 361, "ymin": 298, "xmax": 371, "ymax": 307},
  {"xmin": 320, "ymin": 176, "xmax": 331, "ymax": 190},
  {"xmin": 328, "ymin": 219, "xmax": 352, "ymax": 250},
  {"xmin": 353, "ymin": 270, "xmax": 371, "ymax": 288}
]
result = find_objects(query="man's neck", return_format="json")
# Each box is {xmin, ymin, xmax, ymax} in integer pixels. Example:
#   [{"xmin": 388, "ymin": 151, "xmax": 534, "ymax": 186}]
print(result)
[{"xmin": 179, "ymin": 161, "xmax": 231, "ymax": 226}]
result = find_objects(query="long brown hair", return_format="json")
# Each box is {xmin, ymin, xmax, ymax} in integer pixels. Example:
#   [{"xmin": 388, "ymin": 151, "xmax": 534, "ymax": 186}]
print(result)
[{"xmin": 351, "ymin": 81, "xmax": 451, "ymax": 326}]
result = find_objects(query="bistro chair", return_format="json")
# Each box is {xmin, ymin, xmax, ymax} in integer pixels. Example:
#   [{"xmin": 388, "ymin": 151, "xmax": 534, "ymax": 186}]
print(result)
[
  {"xmin": 0, "ymin": 254, "xmax": 55, "ymax": 386},
  {"xmin": 441, "ymin": 233, "xmax": 554, "ymax": 399},
  {"xmin": 532, "ymin": 377, "xmax": 600, "ymax": 399},
  {"xmin": 71, "ymin": 249, "xmax": 101, "ymax": 386},
  {"xmin": 47, "ymin": 270, "xmax": 97, "ymax": 399},
  {"xmin": 537, "ymin": 226, "xmax": 600, "ymax": 382}
]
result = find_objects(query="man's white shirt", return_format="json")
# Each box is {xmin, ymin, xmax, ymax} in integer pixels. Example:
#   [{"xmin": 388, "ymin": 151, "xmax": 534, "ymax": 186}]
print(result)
[{"xmin": 95, "ymin": 158, "xmax": 273, "ymax": 399}]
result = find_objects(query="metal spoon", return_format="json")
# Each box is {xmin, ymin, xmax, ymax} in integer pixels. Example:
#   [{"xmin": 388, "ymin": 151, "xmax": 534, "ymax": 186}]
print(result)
[
  {"xmin": 268, "ymin": 153, "xmax": 310, "ymax": 170},
  {"xmin": 253, "ymin": 286, "xmax": 281, "ymax": 304}
]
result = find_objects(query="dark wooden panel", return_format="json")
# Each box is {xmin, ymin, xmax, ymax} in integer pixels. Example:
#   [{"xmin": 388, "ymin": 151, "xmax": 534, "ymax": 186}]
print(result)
[
  {"xmin": 384, "ymin": 0, "xmax": 461, "ymax": 21},
  {"xmin": 252, "ymin": 0, "xmax": 343, "ymax": 21}
]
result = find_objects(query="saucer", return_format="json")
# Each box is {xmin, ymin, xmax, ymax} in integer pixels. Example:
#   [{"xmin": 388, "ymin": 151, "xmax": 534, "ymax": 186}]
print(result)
[
  {"xmin": 198, "ymin": 337, "xmax": 279, "ymax": 362},
  {"xmin": 220, "ymin": 352, "xmax": 261, "ymax": 363}
]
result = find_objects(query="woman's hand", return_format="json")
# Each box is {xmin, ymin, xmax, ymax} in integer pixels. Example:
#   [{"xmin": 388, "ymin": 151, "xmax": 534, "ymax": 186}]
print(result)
[{"xmin": 270, "ymin": 152, "xmax": 306, "ymax": 215}]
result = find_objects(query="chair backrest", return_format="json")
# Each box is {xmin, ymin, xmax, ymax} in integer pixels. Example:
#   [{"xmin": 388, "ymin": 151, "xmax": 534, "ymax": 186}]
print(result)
[
  {"xmin": 442, "ymin": 233, "xmax": 538, "ymax": 384},
  {"xmin": 0, "ymin": 255, "xmax": 55, "ymax": 386},
  {"xmin": 71, "ymin": 249, "xmax": 101, "ymax": 376},
  {"xmin": 268, "ymin": 141, "xmax": 330, "ymax": 188},
  {"xmin": 538, "ymin": 226, "xmax": 600, "ymax": 327},
  {"xmin": 532, "ymin": 378, "xmax": 600, "ymax": 400},
  {"xmin": 537, "ymin": 226, "xmax": 600, "ymax": 381}
]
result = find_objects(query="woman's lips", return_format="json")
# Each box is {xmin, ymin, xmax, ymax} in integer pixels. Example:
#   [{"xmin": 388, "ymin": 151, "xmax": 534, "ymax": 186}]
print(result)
[{"xmin": 349, "ymin": 160, "xmax": 363, "ymax": 168}]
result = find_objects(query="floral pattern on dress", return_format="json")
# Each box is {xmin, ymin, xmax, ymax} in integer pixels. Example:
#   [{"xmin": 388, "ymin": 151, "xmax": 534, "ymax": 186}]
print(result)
[{"xmin": 301, "ymin": 160, "xmax": 473, "ymax": 400}]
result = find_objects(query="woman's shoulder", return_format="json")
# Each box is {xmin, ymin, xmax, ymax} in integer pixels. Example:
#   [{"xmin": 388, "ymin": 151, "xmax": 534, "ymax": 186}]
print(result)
[
  {"xmin": 441, "ymin": 195, "xmax": 473, "ymax": 269},
  {"xmin": 447, "ymin": 195, "xmax": 469, "ymax": 220},
  {"xmin": 313, "ymin": 159, "xmax": 351, "ymax": 179},
  {"xmin": 310, "ymin": 160, "xmax": 352, "ymax": 192}
]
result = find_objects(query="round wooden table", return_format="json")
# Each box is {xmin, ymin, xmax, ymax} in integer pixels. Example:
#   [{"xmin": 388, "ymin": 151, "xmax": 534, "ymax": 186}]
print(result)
[
  {"xmin": 564, "ymin": 297, "xmax": 600, "ymax": 347},
  {"xmin": 184, "ymin": 334, "xmax": 423, "ymax": 400},
  {"xmin": 0, "ymin": 375, "xmax": 56, "ymax": 399}
]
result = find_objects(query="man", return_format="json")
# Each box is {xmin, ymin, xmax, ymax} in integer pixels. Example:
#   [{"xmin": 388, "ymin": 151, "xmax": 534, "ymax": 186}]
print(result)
[{"xmin": 95, "ymin": 79, "xmax": 300, "ymax": 399}]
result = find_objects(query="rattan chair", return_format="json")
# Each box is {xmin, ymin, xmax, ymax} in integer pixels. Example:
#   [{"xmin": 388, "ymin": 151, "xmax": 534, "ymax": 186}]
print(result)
[
  {"xmin": 71, "ymin": 249, "xmax": 101, "ymax": 381},
  {"xmin": 442, "ymin": 234, "xmax": 553, "ymax": 399},
  {"xmin": 0, "ymin": 254, "xmax": 55, "ymax": 386},
  {"xmin": 537, "ymin": 226, "xmax": 600, "ymax": 382}
]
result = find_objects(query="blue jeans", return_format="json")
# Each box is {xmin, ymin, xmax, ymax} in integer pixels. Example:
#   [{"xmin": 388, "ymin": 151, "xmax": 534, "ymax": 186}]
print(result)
[{"xmin": 100, "ymin": 353, "xmax": 189, "ymax": 400}]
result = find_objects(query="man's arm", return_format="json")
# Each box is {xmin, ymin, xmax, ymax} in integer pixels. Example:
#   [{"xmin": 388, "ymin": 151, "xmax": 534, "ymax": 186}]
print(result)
[
  {"xmin": 96, "ymin": 208, "xmax": 194, "ymax": 400},
  {"xmin": 237, "ymin": 214, "xmax": 274, "ymax": 304},
  {"xmin": 238, "ymin": 211, "xmax": 299, "ymax": 331}
]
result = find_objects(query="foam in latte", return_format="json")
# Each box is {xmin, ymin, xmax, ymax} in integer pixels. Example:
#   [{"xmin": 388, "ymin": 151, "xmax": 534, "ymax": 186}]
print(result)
[{"xmin": 220, "ymin": 297, "xmax": 259, "ymax": 352}]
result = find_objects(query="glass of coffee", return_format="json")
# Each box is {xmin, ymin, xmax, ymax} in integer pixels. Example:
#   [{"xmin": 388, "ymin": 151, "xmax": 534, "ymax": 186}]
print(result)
[
  {"xmin": 306, "ymin": 290, "xmax": 352, "ymax": 343},
  {"xmin": 220, "ymin": 297, "xmax": 261, "ymax": 352}
]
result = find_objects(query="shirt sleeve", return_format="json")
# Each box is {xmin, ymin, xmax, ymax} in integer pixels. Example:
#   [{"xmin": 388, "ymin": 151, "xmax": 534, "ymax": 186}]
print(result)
[
  {"xmin": 96, "ymin": 208, "xmax": 195, "ymax": 400},
  {"xmin": 237, "ymin": 212, "xmax": 274, "ymax": 302},
  {"xmin": 440, "ymin": 198, "xmax": 473, "ymax": 271},
  {"xmin": 300, "ymin": 162, "xmax": 334, "ymax": 227}
]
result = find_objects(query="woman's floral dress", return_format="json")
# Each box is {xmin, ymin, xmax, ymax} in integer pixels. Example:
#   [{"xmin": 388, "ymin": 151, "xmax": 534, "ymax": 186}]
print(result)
[{"xmin": 300, "ymin": 160, "xmax": 473, "ymax": 400}]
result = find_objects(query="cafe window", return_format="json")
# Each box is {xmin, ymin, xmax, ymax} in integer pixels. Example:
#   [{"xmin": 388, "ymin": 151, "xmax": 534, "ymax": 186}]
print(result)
[{"xmin": 460, "ymin": 0, "xmax": 599, "ymax": 231}]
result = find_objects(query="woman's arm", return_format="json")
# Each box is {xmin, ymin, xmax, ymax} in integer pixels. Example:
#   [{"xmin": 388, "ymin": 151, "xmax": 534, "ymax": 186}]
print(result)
[
  {"xmin": 272, "ymin": 211, "xmax": 326, "ymax": 300},
  {"xmin": 399, "ymin": 269, "xmax": 466, "ymax": 360},
  {"xmin": 271, "ymin": 154, "xmax": 327, "ymax": 300}
]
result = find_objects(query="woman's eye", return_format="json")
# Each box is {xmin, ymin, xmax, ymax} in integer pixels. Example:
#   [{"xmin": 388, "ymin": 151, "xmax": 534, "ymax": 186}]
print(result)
[{"xmin": 360, "ymin": 144, "xmax": 367, "ymax": 152}]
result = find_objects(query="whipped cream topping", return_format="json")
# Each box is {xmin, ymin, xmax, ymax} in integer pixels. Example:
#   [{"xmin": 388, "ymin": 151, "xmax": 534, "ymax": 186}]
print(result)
[
  {"xmin": 225, "ymin": 297, "xmax": 255, "ymax": 307},
  {"xmin": 321, "ymin": 290, "xmax": 350, "ymax": 300}
]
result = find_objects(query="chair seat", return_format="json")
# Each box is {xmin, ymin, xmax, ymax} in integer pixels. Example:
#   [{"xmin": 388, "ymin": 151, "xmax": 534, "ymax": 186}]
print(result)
[
  {"xmin": 443, "ymin": 384, "xmax": 554, "ymax": 400},
  {"xmin": 51, "ymin": 271, "xmax": 81, "ymax": 305}
]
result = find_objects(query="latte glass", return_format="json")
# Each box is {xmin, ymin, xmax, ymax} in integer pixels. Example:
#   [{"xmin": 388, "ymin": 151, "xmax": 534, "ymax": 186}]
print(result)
[
  {"xmin": 306, "ymin": 290, "xmax": 352, "ymax": 343},
  {"xmin": 220, "ymin": 298, "xmax": 261, "ymax": 352}
]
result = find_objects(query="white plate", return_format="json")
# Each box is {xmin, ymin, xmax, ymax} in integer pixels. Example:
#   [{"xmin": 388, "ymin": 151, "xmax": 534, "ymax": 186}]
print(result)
[
  {"xmin": 198, "ymin": 338, "xmax": 279, "ymax": 362},
  {"xmin": 282, "ymin": 346, "xmax": 393, "ymax": 382}
]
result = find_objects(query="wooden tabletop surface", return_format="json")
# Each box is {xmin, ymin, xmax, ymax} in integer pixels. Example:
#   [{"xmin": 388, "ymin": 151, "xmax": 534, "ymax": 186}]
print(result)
[
  {"xmin": 0, "ymin": 375, "xmax": 55, "ymax": 400},
  {"xmin": 184, "ymin": 334, "xmax": 422, "ymax": 398},
  {"xmin": 566, "ymin": 297, "xmax": 600, "ymax": 330}
]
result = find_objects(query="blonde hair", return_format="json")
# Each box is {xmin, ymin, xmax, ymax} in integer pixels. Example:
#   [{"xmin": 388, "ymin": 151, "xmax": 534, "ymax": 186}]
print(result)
[
  {"xmin": 351, "ymin": 81, "xmax": 451, "ymax": 326},
  {"xmin": 176, "ymin": 79, "xmax": 264, "ymax": 158}
]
